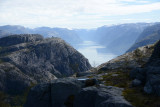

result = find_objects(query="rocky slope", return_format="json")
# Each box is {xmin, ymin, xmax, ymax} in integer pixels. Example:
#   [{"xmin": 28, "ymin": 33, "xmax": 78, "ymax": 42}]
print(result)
[
  {"xmin": 130, "ymin": 40, "xmax": 160, "ymax": 96},
  {"xmin": 127, "ymin": 23, "xmax": 160, "ymax": 52},
  {"xmin": 97, "ymin": 43, "xmax": 155, "ymax": 71},
  {"xmin": 0, "ymin": 34, "xmax": 91, "ymax": 106}
]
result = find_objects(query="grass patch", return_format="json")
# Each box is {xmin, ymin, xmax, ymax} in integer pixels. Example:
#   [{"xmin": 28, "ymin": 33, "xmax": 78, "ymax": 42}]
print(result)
[
  {"xmin": 102, "ymin": 70, "xmax": 131, "ymax": 88},
  {"xmin": 123, "ymin": 87, "xmax": 160, "ymax": 107}
]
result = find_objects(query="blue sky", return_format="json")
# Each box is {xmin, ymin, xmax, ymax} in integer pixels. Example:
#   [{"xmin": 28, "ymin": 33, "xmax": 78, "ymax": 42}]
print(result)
[{"xmin": 0, "ymin": 0, "xmax": 160, "ymax": 29}]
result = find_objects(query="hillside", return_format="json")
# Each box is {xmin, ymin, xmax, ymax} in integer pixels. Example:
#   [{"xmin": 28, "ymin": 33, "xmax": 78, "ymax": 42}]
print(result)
[
  {"xmin": 127, "ymin": 23, "xmax": 160, "ymax": 52},
  {"xmin": 0, "ymin": 34, "xmax": 91, "ymax": 106}
]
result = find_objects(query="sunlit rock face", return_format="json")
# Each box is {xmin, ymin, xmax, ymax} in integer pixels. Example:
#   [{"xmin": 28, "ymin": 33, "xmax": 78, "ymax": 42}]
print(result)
[{"xmin": 0, "ymin": 34, "xmax": 91, "ymax": 94}]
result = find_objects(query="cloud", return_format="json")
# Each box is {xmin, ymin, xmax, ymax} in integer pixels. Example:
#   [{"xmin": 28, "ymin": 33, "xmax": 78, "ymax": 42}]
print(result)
[{"xmin": 0, "ymin": 0, "xmax": 160, "ymax": 28}]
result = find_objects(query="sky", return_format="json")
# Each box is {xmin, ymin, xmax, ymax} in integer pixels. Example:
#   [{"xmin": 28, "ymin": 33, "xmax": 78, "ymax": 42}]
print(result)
[{"xmin": 0, "ymin": 0, "xmax": 160, "ymax": 29}]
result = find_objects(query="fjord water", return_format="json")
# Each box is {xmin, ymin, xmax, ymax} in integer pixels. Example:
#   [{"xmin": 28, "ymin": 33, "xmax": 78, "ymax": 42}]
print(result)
[{"xmin": 76, "ymin": 41, "xmax": 117, "ymax": 67}]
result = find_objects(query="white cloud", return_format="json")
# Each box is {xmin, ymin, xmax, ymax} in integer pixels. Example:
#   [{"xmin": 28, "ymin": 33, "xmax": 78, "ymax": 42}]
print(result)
[{"xmin": 0, "ymin": 0, "xmax": 160, "ymax": 28}]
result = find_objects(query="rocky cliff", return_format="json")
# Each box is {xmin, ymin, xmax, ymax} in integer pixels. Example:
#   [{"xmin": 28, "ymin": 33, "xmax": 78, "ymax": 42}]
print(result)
[{"xmin": 0, "ymin": 34, "xmax": 91, "ymax": 106}]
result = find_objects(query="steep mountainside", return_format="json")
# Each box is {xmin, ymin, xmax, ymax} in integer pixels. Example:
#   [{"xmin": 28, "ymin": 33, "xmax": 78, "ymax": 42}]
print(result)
[
  {"xmin": 95, "ymin": 23, "xmax": 153, "ymax": 54},
  {"xmin": 127, "ymin": 23, "xmax": 160, "ymax": 52},
  {"xmin": 0, "ymin": 34, "xmax": 91, "ymax": 97}
]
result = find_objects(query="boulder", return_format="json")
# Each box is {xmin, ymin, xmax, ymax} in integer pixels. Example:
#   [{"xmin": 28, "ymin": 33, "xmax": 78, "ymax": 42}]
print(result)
[
  {"xmin": 25, "ymin": 78, "xmax": 133, "ymax": 107},
  {"xmin": 74, "ymin": 86, "xmax": 133, "ymax": 107},
  {"xmin": 51, "ymin": 78, "xmax": 84, "ymax": 107},
  {"xmin": 132, "ymin": 79, "xmax": 142, "ymax": 87},
  {"xmin": 24, "ymin": 83, "xmax": 51, "ymax": 107}
]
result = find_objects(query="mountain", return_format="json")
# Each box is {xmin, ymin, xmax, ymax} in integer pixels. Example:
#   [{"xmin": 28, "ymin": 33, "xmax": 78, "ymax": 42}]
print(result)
[
  {"xmin": 0, "ymin": 25, "xmax": 31, "ymax": 34},
  {"xmin": 0, "ymin": 34, "xmax": 91, "ymax": 106},
  {"xmin": 75, "ymin": 23, "xmax": 154, "ymax": 55},
  {"xmin": 33, "ymin": 27, "xmax": 82, "ymax": 46},
  {"xmin": 74, "ymin": 29, "xmax": 96, "ymax": 41},
  {"xmin": 0, "ymin": 30, "xmax": 11, "ymax": 38},
  {"xmin": 94, "ymin": 23, "xmax": 154, "ymax": 54},
  {"xmin": 0, "ymin": 25, "xmax": 82, "ymax": 47},
  {"xmin": 127, "ymin": 23, "xmax": 160, "ymax": 52}
]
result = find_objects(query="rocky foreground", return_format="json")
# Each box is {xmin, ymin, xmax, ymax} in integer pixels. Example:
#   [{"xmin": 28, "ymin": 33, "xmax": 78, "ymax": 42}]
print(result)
[{"xmin": 25, "ymin": 78, "xmax": 132, "ymax": 107}]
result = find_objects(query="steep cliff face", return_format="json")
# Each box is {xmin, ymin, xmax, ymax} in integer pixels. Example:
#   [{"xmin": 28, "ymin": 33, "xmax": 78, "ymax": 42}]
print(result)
[{"xmin": 0, "ymin": 34, "xmax": 91, "ymax": 95}]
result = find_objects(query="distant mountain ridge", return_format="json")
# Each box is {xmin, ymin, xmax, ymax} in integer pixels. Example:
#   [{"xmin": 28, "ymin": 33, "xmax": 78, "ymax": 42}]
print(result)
[
  {"xmin": 127, "ymin": 23, "xmax": 160, "ymax": 52},
  {"xmin": 0, "ymin": 23, "xmax": 159, "ymax": 55},
  {"xmin": 0, "ymin": 25, "xmax": 82, "ymax": 47},
  {"xmin": 75, "ymin": 23, "xmax": 156, "ymax": 55}
]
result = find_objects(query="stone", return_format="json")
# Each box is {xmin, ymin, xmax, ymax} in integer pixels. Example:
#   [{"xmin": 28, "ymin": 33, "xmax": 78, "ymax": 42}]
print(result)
[
  {"xmin": 74, "ymin": 86, "xmax": 133, "ymax": 107},
  {"xmin": 25, "ymin": 78, "xmax": 133, "ymax": 107},
  {"xmin": 132, "ymin": 79, "xmax": 142, "ymax": 87}
]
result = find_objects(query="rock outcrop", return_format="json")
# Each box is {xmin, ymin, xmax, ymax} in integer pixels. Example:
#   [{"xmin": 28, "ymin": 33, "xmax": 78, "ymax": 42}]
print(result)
[
  {"xmin": 98, "ymin": 44, "xmax": 155, "ymax": 72},
  {"xmin": 25, "ymin": 78, "xmax": 133, "ymax": 107},
  {"xmin": 130, "ymin": 40, "xmax": 160, "ymax": 96},
  {"xmin": 0, "ymin": 34, "xmax": 91, "ymax": 95}
]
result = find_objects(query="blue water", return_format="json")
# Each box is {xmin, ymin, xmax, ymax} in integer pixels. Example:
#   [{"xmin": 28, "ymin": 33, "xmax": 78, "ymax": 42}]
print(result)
[{"xmin": 77, "ymin": 41, "xmax": 117, "ymax": 67}]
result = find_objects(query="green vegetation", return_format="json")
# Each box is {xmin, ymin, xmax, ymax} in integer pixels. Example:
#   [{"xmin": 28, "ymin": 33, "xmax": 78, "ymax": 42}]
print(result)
[
  {"xmin": 100, "ymin": 70, "xmax": 160, "ymax": 107},
  {"xmin": 102, "ymin": 70, "xmax": 131, "ymax": 88},
  {"xmin": 123, "ymin": 87, "xmax": 160, "ymax": 107}
]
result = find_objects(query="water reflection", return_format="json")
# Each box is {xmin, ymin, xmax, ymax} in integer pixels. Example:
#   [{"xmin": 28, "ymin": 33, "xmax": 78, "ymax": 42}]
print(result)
[{"xmin": 77, "ymin": 41, "xmax": 117, "ymax": 67}]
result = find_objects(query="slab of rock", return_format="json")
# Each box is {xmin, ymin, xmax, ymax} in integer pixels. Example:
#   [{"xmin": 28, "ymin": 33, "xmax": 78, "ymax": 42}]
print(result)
[
  {"xmin": 25, "ymin": 78, "xmax": 133, "ymax": 107},
  {"xmin": 74, "ymin": 86, "xmax": 133, "ymax": 107}
]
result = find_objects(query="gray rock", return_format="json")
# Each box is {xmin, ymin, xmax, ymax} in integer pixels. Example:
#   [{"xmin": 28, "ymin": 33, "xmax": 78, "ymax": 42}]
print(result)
[
  {"xmin": 132, "ymin": 79, "xmax": 142, "ymax": 87},
  {"xmin": 130, "ymin": 40, "xmax": 160, "ymax": 96},
  {"xmin": 24, "ymin": 83, "xmax": 51, "ymax": 107},
  {"xmin": 98, "ymin": 44, "xmax": 154, "ymax": 71},
  {"xmin": 74, "ymin": 86, "xmax": 133, "ymax": 107},
  {"xmin": 25, "ymin": 78, "xmax": 133, "ymax": 107},
  {"xmin": 51, "ymin": 78, "xmax": 84, "ymax": 107}
]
